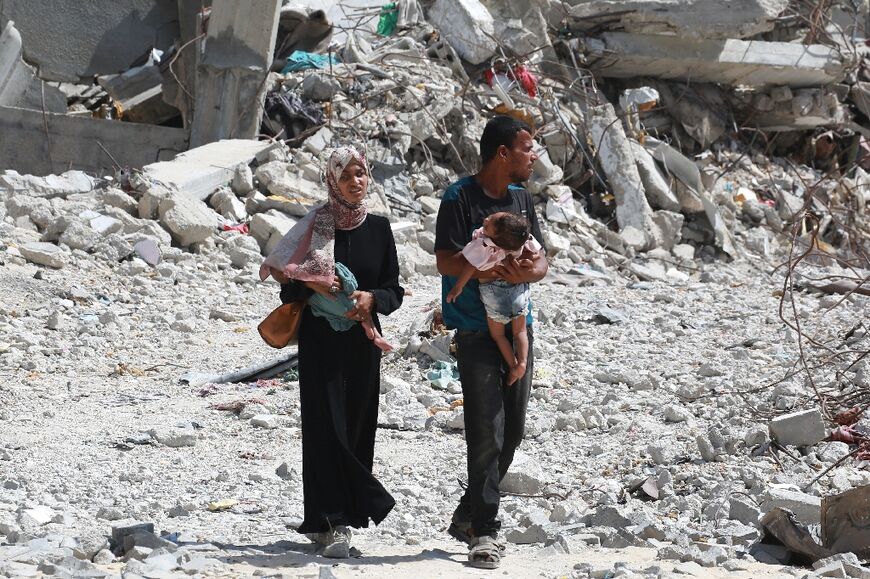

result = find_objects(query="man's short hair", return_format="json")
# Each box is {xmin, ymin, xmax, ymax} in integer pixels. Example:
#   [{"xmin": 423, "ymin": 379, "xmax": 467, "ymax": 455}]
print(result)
[
  {"xmin": 480, "ymin": 116, "xmax": 532, "ymax": 165},
  {"xmin": 490, "ymin": 212, "xmax": 531, "ymax": 252}
]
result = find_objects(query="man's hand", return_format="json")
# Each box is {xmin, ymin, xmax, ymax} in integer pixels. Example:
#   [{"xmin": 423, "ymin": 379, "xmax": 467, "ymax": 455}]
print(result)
[{"xmin": 492, "ymin": 250, "xmax": 548, "ymax": 284}]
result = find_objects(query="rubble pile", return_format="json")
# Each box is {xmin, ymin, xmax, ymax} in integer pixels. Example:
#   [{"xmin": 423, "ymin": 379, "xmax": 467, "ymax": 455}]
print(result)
[{"xmin": 1, "ymin": 0, "xmax": 870, "ymax": 577}]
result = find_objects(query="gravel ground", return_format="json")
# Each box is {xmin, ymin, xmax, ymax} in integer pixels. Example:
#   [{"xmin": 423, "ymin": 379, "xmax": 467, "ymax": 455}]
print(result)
[{"xmin": 1, "ymin": 236, "xmax": 868, "ymax": 578}]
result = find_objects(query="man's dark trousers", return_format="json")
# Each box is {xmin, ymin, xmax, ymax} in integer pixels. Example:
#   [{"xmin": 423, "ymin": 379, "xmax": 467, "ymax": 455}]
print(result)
[{"xmin": 452, "ymin": 326, "xmax": 533, "ymax": 537}]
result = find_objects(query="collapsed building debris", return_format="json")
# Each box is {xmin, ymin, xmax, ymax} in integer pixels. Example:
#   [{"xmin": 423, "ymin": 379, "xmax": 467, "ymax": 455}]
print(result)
[{"xmin": 1, "ymin": 0, "xmax": 870, "ymax": 575}]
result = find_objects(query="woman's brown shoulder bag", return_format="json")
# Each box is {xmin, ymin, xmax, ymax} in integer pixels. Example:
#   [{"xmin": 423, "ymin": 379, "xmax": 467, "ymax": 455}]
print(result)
[{"xmin": 258, "ymin": 301, "xmax": 304, "ymax": 348}]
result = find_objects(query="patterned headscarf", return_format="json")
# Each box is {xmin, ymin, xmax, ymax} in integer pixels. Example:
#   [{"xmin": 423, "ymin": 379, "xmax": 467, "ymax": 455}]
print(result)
[{"xmin": 259, "ymin": 146, "xmax": 370, "ymax": 284}]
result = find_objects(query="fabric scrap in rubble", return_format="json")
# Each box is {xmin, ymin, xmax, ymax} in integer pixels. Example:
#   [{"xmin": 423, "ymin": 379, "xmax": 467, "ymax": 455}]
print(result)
[{"xmin": 280, "ymin": 50, "xmax": 340, "ymax": 74}]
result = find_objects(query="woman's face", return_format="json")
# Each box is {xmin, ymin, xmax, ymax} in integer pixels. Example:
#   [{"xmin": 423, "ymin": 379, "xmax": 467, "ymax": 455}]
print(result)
[{"xmin": 336, "ymin": 160, "xmax": 368, "ymax": 205}]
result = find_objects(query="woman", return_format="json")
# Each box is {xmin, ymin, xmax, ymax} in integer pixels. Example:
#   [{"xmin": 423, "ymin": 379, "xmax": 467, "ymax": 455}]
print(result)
[{"xmin": 260, "ymin": 146, "xmax": 403, "ymax": 558}]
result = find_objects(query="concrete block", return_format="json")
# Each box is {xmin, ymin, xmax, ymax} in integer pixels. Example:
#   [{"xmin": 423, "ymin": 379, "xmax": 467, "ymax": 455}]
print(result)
[
  {"xmin": 102, "ymin": 188, "xmax": 138, "ymax": 215},
  {"xmin": 158, "ymin": 194, "xmax": 218, "ymax": 247},
  {"xmin": 301, "ymin": 74, "xmax": 341, "ymax": 101},
  {"xmin": 250, "ymin": 210, "xmax": 296, "ymax": 252},
  {"xmin": 769, "ymin": 409, "xmax": 826, "ymax": 447},
  {"xmin": 427, "ymin": 0, "xmax": 497, "ymax": 64},
  {"xmin": 89, "ymin": 215, "xmax": 123, "ymax": 236},
  {"xmin": 142, "ymin": 139, "xmax": 277, "ymax": 201},
  {"xmin": 19, "ymin": 242, "xmax": 64, "ymax": 268},
  {"xmin": 761, "ymin": 488, "xmax": 821, "ymax": 525},
  {"xmin": 232, "ymin": 164, "xmax": 255, "ymax": 195},
  {"xmin": 58, "ymin": 221, "xmax": 99, "ymax": 251},
  {"xmin": 209, "ymin": 188, "xmax": 247, "ymax": 222},
  {"xmin": 500, "ymin": 452, "xmax": 546, "ymax": 495},
  {"xmin": 110, "ymin": 520, "xmax": 154, "ymax": 546},
  {"xmin": 729, "ymin": 496, "xmax": 761, "ymax": 526}
]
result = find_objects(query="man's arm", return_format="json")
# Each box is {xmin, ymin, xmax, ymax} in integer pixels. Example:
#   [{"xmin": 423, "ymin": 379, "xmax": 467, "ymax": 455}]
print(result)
[
  {"xmin": 436, "ymin": 250, "xmax": 499, "ymax": 281},
  {"xmin": 492, "ymin": 250, "xmax": 548, "ymax": 284}
]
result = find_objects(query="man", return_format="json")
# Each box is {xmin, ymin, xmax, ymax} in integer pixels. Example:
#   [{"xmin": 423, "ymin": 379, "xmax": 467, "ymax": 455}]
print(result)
[{"xmin": 434, "ymin": 116, "xmax": 549, "ymax": 569}]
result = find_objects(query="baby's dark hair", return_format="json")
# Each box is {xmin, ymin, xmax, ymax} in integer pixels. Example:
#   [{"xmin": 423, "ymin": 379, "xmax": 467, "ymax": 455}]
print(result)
[{"xmin": 490, "ymin": 213, "xmax": 531, "ymax": 251}]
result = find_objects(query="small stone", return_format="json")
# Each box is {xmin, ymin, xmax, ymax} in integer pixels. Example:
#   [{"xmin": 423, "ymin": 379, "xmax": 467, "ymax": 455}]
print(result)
[
  {"xmin": 148, "ymin": 426, "xmax": 197, "ymax": 448},
  {"xmin": 232, "ymin": 165, "xmax": 255, "ymax": 195},
  {"xmin": 251, "ymin": 414, "xmax": 280, "ymax": 429},
  {"xmin": 698, "ymin": 363, "xmax": 724, "ymax": 377},
  {"xmin": 663, "ymin": 404, "xmax": 692, "ymax": 423},
  {"xmin": 506, "ymin": 524, "xmax": 549, "ymax": 544},
  {"xmin": 276, "ymin": 462, "xmax": 295, "ymax": 480},
  {"xmin": 744, "ymin": 425, "xmax": 769, "ymax": 447},
  {"xmin": 93, "ymin": 548, "xmax": 115, "ymax": 564},
  {"xmin": 500, "ymin": 452, "xmax": 546, "ymax": 494},
  {"xmin": 133, "ymin": 239, "xmax": 161, "ymax": 266},
  {"xmin": 209, "ymin": 308, "xmax": 238, "ymax": 322},
  {"xmin": 19, "ymin": 242, "xmax": 65, "ymax": 269}
]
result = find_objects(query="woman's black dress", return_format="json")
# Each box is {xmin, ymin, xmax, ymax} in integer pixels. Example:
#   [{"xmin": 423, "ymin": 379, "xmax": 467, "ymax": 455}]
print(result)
[{"xmin": 279, "ymin": 214, "xmax": 403, "ymax": 533}]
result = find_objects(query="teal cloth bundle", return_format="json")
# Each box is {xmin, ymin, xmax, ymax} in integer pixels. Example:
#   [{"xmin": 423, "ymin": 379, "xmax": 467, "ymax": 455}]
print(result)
[{"xmin": 308, "ymin": 262, "xmax": 358, "ymax": 331}]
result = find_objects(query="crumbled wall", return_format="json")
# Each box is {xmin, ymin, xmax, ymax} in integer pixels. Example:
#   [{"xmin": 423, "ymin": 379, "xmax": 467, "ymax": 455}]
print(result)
[{"xmin": 0, "ymin": 0, "xmax": 179, "ymax": 82}]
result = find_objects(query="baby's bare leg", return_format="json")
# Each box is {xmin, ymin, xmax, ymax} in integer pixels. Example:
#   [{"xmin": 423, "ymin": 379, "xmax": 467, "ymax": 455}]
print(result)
[
  {"xmin": 487, "ymin": 316, "xmax": 518, "ymax": 383},
  {"xmin": 506, "ymin": 316, "xmax": 528, "ymax": 385}
]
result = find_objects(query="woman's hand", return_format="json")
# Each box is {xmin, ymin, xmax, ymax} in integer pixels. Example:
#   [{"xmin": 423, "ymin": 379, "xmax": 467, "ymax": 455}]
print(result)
[
  {"xmin": 345, "ymin": 291, "xmax": 375, "ymax": 321},
  {"xmin": 305, "ymin": 275, "xmax": 342, "ymax": 300}
]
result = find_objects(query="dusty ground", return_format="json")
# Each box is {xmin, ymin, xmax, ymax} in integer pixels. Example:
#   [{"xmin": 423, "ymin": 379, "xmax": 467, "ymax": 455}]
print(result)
[{"xmin": 1, "ymin": 243, "xmax": 865, "ymax": 577}]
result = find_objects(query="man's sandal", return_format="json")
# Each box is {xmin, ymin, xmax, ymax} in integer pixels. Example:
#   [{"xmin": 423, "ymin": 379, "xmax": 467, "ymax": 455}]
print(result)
[{"xmin": 468, "ymin": 535, "xmax": 503, "ymax": 569}]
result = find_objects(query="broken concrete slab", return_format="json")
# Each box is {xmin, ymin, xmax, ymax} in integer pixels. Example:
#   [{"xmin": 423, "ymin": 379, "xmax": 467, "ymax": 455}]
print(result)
[
  {"xmin": 0, "ymin": 105, "xmax": 187, "ymax": 176},
  {"xmin": 0, "ymin": 21, "xmax": 66, "ymax": 112},
  {"xmin": 158, "ymin": 193, "xmax": 218, "ymax": 247},
  {"xmin": 0, "ymin": 170, "xmax": 96, "ymax": 198},
  {"xmin": 0, "ymin": 0, "xmax": 179, "ymax": 82},
  {"xmin": 748, "ymin": 87, "xmax": 849, "ymax": 131},
  {"xmin": 19, "ymin": 242, "xmax": 65, "ymax": 269},
  {"xmin": 158, "ymin": 194, "xmax": 219, "ymax": 247},
  {"xmin": 568, "ymin": 0, "xmax": 789, "ymax": 39},
  {"xmin": 141, "ymin": 139, "xmax": 277, "ymax": 201},
  {"xmin": 189, "ymin": 0, "xmax": 282, "ymax": 147},
  {"xmin": 98, "ymin": 62, "xmax": 179, "ymax": 125},
  {"xmin": 769, "ymin": 409, "xmax": 826, "ymax": 447},
  {"xmin": 427, "ymin": 0, "xmax": 497, "ymax": 65},
  {"xmin": 643, "ymin": 137, "xmax": 736, "ymax": 257},
  {"xmin": 250, "ymin": 210, "xmax": 297, "ymax": 255},
  {"xmin": 761, "ymin": 488, "xmax": 822, "ymax": 525},
  {"xmin": 588, "ymin": 103, "xmax": 659, "ymax": 249},
  {"xmin": 630, "ymin": 140, "xmax": 681, "ymax": 212},
  {"xmin": 583, "ymin": 33, "xmax": 846, "ymax": 88}
]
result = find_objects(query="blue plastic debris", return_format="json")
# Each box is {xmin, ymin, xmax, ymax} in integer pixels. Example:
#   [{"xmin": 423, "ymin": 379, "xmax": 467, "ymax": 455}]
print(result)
[{"xmin": 280, "ymin": 50, "xmax": 340, "ymax": 73}]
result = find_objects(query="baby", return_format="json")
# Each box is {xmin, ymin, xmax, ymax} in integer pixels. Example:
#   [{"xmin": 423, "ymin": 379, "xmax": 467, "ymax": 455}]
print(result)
[{"xmin": 447, "ymin": 211, "xmax": 542, "ymax": 385}]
